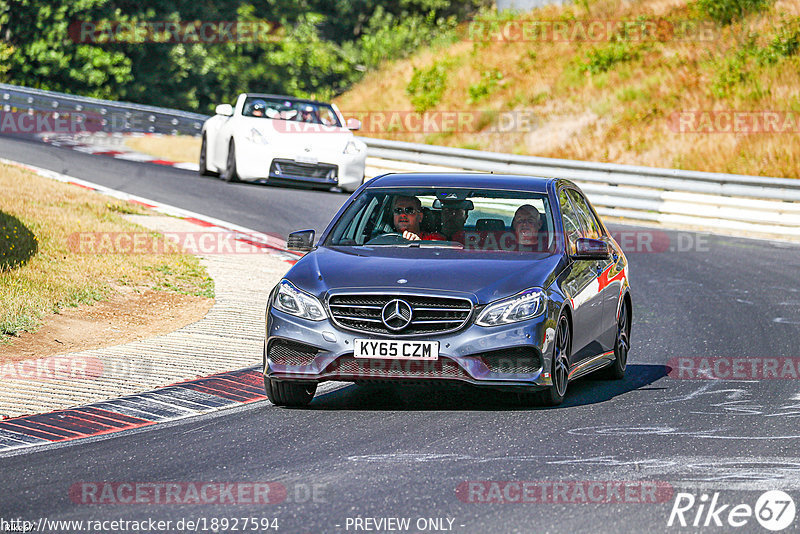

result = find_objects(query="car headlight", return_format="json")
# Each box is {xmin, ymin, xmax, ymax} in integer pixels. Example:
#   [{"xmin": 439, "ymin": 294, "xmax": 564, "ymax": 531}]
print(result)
[
  {"xmin": 343, "ymin": 140, "xmax": 362, "ymax": 155},
  {"xmin": 476, "ymin": 289, "xmax": 546, "ymax": 326},
  {"xmin": 245, "ymin": 128, "xmax": 269, "ymax": 145},
  {"xmin": 272, "ymin": 280, "xmax": 326, "ymax": 321}
]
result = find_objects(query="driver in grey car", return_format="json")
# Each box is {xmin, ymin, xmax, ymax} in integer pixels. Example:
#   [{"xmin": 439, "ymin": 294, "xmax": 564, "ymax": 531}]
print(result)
[{"xmin": 391, "ymin": 195, "xmax": 444, "ymax": 241}]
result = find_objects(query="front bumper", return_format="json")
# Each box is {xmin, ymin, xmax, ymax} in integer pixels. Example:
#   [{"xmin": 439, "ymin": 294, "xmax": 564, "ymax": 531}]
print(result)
[
  {"xmin": 265, "ymin": 308, "xmax": 555, "ymax": 390},
  {"xmin": 235, "ymin": 142, "xmax": 366, "ymax": 190}
]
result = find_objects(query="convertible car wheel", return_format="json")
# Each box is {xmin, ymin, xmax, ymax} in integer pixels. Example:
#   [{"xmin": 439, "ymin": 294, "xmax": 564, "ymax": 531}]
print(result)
[
  {"xmin": 602, "ymin": 299, "xmax": 630, "ymax": 380},
  {"xmin": 198, "ymin": 134, "xmax": 218, "ymax": 177},
  {"xmin": 264, "ymin": 377, "xmax": 317, "ymax": 407},
  {"xmin": 222, "ymin": 140, "xmax": 240, "ymax": 183}
]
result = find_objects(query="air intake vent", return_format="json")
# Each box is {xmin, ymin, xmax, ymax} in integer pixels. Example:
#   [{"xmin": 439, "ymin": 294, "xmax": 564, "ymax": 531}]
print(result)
[
  {"xmin": 478, "ymin": 347, "xmax": 542, "ymax": 374},
  {"xmin": 268, "ymin": 339, "xmax": 319, "ymax": 366}
]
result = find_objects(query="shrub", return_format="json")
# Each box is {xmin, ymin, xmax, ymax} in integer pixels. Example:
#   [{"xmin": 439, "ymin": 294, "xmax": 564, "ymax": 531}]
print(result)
[
  {"xmin": 583, "ymin": 41, "xmax": 639, "ymax": 74},
  {"xmin": 406, "ymin": 59, "xmax": 452, "ymax": 112},
  {"xmin": 468, "ymin": 68, "xmax": 504, "ymax": 103},
  {"xmin": 695, "ymin": 0, "xmax": 773, "ymax": 25}
]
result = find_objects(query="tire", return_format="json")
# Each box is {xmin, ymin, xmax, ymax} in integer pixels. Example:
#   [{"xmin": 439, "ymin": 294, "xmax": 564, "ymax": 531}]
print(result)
[
  {"xmin": 197, "ymin": 134, "xmax": 219, "ymax": 176},
  {"xmin": 222, "ymin": 140, "xmax": 240, "ymax": 183},
  {"xmin": 264, "ymin": 377, "xmax": 316, "ymax": 407},
  {"xmin": 537, "ymin": 314, "xmax": 571, "ymax": 406},
  {"xmin": 600, "ymin": 299, "xmax": 630, "ymax": 380},
  {"xmin": 198, "ymin": 134, "xmax": 218, "ymax": 176}
]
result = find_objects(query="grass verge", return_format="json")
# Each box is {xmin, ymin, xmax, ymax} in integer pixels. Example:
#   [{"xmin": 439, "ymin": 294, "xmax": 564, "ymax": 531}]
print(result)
[
  {"xmin": 124, "ymin": 134, "xmax": 201, "ymax": 164},
  {"xmin": 0, "ymin": 162, "xmax": 214, "ymax": 341}
]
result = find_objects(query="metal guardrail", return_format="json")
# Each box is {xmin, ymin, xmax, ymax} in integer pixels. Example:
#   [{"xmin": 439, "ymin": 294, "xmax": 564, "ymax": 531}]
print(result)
[
  {"xmin": 1, "ymin": 83, "xmax": 797, "ymax": 237},
  {"xmin": 0, "ymin": 83, "xmax": 207, "ymax": 136},
  {"xmin": 360, "ymin": 137, "xmax": 800, "ymax": 237}
]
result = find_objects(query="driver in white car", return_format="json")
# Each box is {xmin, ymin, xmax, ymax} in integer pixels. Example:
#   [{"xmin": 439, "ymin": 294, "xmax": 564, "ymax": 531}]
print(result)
[{"xmin": 250, "ymin": 100, "xmax": 267, "ymax": 117}]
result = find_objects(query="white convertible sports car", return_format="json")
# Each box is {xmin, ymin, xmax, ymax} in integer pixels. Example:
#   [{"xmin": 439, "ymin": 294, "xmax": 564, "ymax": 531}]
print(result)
[{"xmin": 199, "ymin": 93, "xmax": 367, "ymax": 192}]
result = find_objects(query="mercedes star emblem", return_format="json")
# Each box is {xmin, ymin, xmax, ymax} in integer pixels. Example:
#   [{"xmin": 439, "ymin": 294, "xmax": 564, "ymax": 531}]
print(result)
[{"xmin": 381, "ymin": 299, "xmax": 413, "ymax": 331}]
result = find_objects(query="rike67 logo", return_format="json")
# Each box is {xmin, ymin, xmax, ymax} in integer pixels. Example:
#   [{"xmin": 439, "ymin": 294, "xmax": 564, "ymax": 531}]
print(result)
[{"xmin": 668, "ymin": 490, "xmax": 796, "ymax": 531}]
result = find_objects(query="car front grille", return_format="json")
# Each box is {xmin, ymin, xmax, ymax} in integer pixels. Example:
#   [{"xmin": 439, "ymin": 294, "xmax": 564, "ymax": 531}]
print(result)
[
  {"xmin": 328, "ymin": 294, "xmax": 473, "ymax": 336},
  {"xmin": 268, "ymin": 339, "xmax": 319, "ymax": 366},
  {"xmin": 477, "ymin": 347, "xmax": 542, "ymax": 374},
  {"xmin": 323, "ymin": 356, "xmax": 468, "ymax": 381},
  {"xmin": 270, "ymin": 159, "xmax": 337, "ymax": 181}
]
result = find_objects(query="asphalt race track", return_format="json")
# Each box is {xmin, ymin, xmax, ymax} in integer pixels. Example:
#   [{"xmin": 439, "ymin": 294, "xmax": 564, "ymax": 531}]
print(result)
[{"xmin": 2, "ymin": 134, "xmax": 800, "ymax": 533}]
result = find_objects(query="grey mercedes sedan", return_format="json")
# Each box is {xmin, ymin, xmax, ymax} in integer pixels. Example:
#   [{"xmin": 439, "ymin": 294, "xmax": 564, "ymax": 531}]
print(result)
[{"xmin": 263, "ymin": 173, "xmax": 632, "ymax": 406}]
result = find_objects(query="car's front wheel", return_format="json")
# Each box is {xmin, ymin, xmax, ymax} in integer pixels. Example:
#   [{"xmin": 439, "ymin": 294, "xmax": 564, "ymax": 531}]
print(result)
[
  {"xmin": 198, "ymin": 134, "xmax": 217, "ymax": 176},
  {"xmin": 516, "ymin": 313, "xmax": 571, "ymax": 407},
  {"xmin": 538, "ymin": 314, "xmax": 571, "ymax": 406},
  {"xmin": 264, "ymin": 377, "xmax": 316, "ymax": 407},
  {"xmin": 222, "ymin": 140, "xmax": 240, "ymax": 183}
]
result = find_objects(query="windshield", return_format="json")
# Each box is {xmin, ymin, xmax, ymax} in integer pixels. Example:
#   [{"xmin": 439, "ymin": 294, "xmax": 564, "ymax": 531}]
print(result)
[
  {"xmin": 242, "ymin": 96, "xmax": 341, "ymax": 126},
  {"xmin": 325, "ymin": 187, "xmax": 555, "ymax": 252}
]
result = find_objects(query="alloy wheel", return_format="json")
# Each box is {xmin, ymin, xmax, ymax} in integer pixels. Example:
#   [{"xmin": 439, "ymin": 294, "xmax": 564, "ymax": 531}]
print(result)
[{"xmin": 553, "ymin": 315, "xmax": 570, "ymax": 397}]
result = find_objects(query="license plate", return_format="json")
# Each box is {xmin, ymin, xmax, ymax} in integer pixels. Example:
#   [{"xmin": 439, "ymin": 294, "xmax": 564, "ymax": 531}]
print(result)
[
  {"xmin": 295, "ymin": 156, "xmax": 318, "ymax": 165},
  {"xmin": 353, "ymin": 339, "xmax": 439, "ymax": 361}
]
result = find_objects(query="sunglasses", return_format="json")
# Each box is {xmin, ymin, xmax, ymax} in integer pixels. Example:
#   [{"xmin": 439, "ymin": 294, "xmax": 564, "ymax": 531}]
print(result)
[{"xmin": 393, "ymin": 207, "xmax": 419, "ymax": 215}]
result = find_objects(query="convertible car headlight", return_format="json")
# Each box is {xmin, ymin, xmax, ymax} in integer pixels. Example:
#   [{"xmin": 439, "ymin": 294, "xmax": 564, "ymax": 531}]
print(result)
[
  {"xmin": 343, "ymin": 140, "xmax": 363, "ymax": 155},
  {"xmin": 476, "ymin": 289, "xmax": 546, "ymax": 326},
  {"xmin": 245, "ymin": 127, "xmax": 269, "ymax": 145},
  {"xmin": 272, "ymin": 280, "xmax": 326, "ymax": 321}
]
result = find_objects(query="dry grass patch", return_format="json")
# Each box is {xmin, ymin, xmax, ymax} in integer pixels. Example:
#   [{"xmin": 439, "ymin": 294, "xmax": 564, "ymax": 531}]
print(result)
[
  {"xmin": 0, "ymin": 162, "xmax": 214, "ymax": 341},
  {"xmin": 124, "ymin": 134, "xmax": 201, "ymax": 164},
  {"xmin": 334, "ymin": 0, "xmax": 800, "ymax": 177}
]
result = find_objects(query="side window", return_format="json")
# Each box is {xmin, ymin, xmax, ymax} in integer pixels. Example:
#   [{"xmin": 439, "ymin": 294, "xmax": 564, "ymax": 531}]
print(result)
[
  {"xmin": 558, "ymin": 189, "xmax": 582, "ymax": 255},
  {"xmin": 567, "ymin": 189, "xmax": 603, "ymax": 239}
]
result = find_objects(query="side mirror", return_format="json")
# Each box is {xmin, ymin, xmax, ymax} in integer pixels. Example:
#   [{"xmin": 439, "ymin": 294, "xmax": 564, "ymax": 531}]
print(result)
[
  {"xmin": 287, "ymin": 229, "xmax": 315, "ymax": 252},
  {"xmin": 572, "ymin": 238, "xmax": 610, "ymax": 260},
  {"xmin": 215, "ymin": 104, "xmax": 234, "ymax": 117},
  {"xmin": 346, "ymin": 118, "xmax": 362, "ymax": 131}
]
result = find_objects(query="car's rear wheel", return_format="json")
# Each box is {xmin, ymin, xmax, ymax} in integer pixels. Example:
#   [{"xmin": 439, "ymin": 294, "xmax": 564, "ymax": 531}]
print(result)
[
  {"xmin": 198, "ymin": 134, "xmax": 217, "ymax": 176},
  {"xmin": 222, "ymin": 140, "xmax": 240, "ymax": 183},
  {"xmin": 538, "ymin": 314, "xmax": 571, "ymax": 406},
  {"xmin": 264, "ymin": 377, "xmax": 316, "ymax": 407},
  {"xmin": 601, "ymin": 299, "xmax": 630, "ymax": 380}
]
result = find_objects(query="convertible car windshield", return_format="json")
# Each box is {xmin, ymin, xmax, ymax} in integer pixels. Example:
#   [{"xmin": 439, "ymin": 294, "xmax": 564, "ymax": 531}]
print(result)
[
  {"xmin": 242, "ymin": 96, "xmax": 341, "ymax": 126},
  {"xmin": 326, "ymin": 187, "xmax": 555, "ymax": 252}
]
